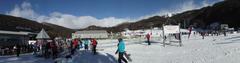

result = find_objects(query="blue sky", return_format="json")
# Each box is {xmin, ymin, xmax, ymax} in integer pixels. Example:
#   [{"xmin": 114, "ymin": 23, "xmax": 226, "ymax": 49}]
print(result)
[{"xmin": 0, "ymin": 0, "xmax": 223, "ymax": 29}]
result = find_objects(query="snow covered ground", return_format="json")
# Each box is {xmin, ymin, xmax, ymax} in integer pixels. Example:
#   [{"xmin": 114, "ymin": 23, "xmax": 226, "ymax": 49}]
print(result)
[{"xmin": 1, "ymin": 33, "xmax": 240, "ymax": 63}]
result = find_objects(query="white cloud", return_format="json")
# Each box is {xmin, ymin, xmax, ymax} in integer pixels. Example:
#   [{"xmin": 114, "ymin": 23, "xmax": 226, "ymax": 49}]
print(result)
[
  {"xmin": 6, "ymin": 2, "xmax": 131, "ymax": 29},
  {"xmin": 6, "ymin": 0, "xmax": 222, "ymax": 29},
  {"xmin": 7, "ymin": 2, "xmax": 39, "ymax": 20},
  {"xmin": 139, "ymin": 0, "xmax": 222, "ymax": 19},
  {"xmin": 44, "ymin": 12, "xmax": 131, "ymax": 28}
]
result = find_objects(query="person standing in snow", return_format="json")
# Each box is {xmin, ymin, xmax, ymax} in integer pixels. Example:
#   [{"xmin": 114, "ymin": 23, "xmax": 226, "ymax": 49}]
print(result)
[
  {"xmin": 73, "ymin": 39, "xmax": 79, "ymax": 51},
  {"xmin": 45, "ymin": 42, "xmax": 51, "ymax": 58},
  {"xmin": 78, "ymin": 39, "xmax": 83, "ymax": 49},
  {"xmin": 115, "ymin": 38, "xmax": 128, "ymax": 63},
  {"xmin": 51, "ymin": 42, "xmax": 58, "ymax": 59},
  {"xmin": 201, "ymin": 32, "xmax": 205, "ymax": 39},
  {"xmin": 15, "ymin": 45, "xmax": 20, "ymax": 57},
  {"xmin": 32, "ymin": 43, "xmax": 38, "ymax": 55},
  {"xmin": 84, "ymin": 39, "xmax": 89, "ymax": 50},
  {"xmin": 91, "ymin": 38, "xmax": 98, "ymax": 55},
  {"xmin": 188, "ymin": 26, "xmax": 193, "ymax": 39},
  {"xmin": 70, "ymin": 39, "xmax": 76, "ymax": 55},
  {"xmin": 146, "ymin": 34, "xmax": 151, "ymax": 45},
  {"xmin": 223, "ymin": 27, "xmax": 227, "ymax": 36},
  {"xmin": 70, "ymin": 40, "xmax": 74, "ymax": 55}
]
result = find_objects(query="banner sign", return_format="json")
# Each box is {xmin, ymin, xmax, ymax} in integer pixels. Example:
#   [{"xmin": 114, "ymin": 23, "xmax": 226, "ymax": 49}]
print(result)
[{"xmin": 163, "ymin": 25, "xmax": 180, "ymax": 34}]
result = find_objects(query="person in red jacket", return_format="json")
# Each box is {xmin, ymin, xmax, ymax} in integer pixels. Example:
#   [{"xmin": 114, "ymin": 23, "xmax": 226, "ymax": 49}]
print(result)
[
  {"xmin": 51, "ymin": 42, "xmax": 58, "ymax": 59},
  {"xmin": 146, "ymin": 33, "xmax": 151, "ymax": 45},
  {"xmin": 91, "ymin": 38, "xmax": 98, "ymax": 55},
  {"xmin": 71, "ymin": 39, "xmax": 78, "ymax": 55},
  {"xmin": 188, "ymin": 26, "xmax": 193, "ymax": 39},
  {"xmin": 73, "ymin": 39, "xmax": 78, "ymax": 49}
]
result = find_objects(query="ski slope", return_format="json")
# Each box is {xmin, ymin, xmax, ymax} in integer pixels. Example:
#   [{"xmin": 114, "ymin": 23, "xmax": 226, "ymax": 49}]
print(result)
[
  {"xmin": 1, "ymin": 33, "xmax": 240, "ymax": 63},
  {"xmin": 98, "ymin": 33, "xmax": 240, "ymax": 63}
]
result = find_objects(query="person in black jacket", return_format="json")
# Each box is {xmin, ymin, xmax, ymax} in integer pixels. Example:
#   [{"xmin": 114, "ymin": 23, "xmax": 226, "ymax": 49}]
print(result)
[{"xmin": 16, "ymin": 45, "xmax": 20, "ymax": 57}]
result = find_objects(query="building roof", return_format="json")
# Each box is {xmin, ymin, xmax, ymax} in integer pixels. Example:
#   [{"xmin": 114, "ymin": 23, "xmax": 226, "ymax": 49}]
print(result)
[
  {"xmin": 0, "ymin": 30, "xmax": 29, "ymax": 35},
  {"xmin": 36, "ymin": 29, "xmax": 50, "ymax": 39},
  {"xmin": 76, "ymin": 30, "xmax": 108, "ymax": 34}
]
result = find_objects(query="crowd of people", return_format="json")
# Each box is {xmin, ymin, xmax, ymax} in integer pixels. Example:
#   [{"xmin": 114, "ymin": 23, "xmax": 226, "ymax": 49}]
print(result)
[
  {"xmin": 0, "ymin": 44, "xmax": 35, "ymax": 56},
  {"xmin": 41, "ymin": 37, "xmax": 131, "ymax": 63},
  {"xmin": 0, "ymin": 38, "xmax": 100, "ymax": 59},
  {"xmin": 6, "ymin": 31, "xmax": 227, "ymax": 63},
  {"xmin": 0, "ymin": 37, "xmax": 134, "ymax": 63},
  {"xmin": 35, "ymin": 38, "xmax": 100, "ymax": 59}
]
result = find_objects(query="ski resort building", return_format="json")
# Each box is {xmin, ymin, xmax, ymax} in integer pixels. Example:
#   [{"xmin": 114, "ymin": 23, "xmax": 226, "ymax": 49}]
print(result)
[
  {"xmin": 121, "ymin": 28, "xmax": 195, "ymax": 38},
  {"xmin": 121, "ymin": 28, "xmax": 163, "ymax": 38},
  {"xmin": 74, "ymin": 30, "xmax": 109, "ymax": 39},
  {"xmin": 0, "ymin": 30, "xmax": 31, "ymax": 46}
]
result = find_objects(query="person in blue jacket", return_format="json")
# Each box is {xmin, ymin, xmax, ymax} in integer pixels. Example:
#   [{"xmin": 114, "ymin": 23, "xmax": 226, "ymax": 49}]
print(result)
[
  {"xmin": 84, "ymin": 39, "xmax": 89, "ymax": 50},
  {"xmin": 115, "ymin": 38, "xmax": 128, "ymax": 63}
]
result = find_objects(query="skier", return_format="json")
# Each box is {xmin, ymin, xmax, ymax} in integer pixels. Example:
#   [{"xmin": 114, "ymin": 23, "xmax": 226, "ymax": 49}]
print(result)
[
  {"xmin": 115, "ymin": 38, "xmax": 128, "ymax": 63},
  {"xmin": 91, "ymin": 38, "xmax": 98, "ymax": 55},
  {"xmin": 146, "ymin": 34, "xmax": 151, "ymax": 45}
]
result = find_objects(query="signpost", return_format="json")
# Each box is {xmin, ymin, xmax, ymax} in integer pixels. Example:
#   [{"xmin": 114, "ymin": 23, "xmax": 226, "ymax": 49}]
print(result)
[
  {"xmin": 162, "ymin": 24, "xmax": 182, "ymax": 47},
  {"xmin": 163, "ymin": 25, "xmax": 180, "ymax": 34}
]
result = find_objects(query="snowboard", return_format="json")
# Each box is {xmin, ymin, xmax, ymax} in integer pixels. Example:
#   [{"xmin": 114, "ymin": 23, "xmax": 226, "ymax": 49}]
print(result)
[{"xmin": 124, "ymin": 52, "xmax": 132, "ymax": 62}]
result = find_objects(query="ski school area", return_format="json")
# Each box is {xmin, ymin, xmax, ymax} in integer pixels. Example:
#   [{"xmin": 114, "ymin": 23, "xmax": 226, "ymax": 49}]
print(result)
[{"xmin": 1, "ymin": 25, "xmax": 240, "ymax": 63}]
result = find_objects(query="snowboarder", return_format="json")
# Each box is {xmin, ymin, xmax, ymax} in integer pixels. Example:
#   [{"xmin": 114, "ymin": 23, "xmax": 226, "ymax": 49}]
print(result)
[
  {"xmin": 146, "ymin": 34, "xmax": 151, "ymax": 45},
  {"xmin": 91, "ymin": 38, "xmax": 98, "ymax": 55},
  {"xmin": 115, "ymin": 38, "xmax": 128, "ymax": 63}
]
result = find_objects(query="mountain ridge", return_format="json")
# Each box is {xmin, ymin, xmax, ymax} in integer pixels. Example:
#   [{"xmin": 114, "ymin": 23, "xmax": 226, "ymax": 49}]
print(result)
[
  {"xmin": 81, "ymin": 0, "xmax": 240, "ymax": 32},
  {"xmin": 0, "ymin": 14, "xmax": 75, "ymax": 38}
]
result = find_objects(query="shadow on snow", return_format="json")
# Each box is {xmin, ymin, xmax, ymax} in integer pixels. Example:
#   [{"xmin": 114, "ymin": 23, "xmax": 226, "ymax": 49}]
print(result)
[
  {"xmin": 0, "ymin": 54, "xmax": 53, "ymax": 63},
  {"xmin": 73, "ymin": 50, "xmax": 117, "ymax": 63}
]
